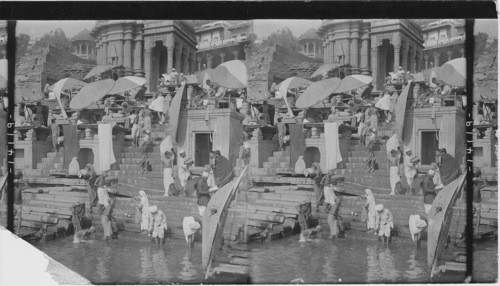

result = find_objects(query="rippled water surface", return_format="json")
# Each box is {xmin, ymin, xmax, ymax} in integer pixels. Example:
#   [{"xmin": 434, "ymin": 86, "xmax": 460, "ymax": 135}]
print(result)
[
  {"xmin": 36, "ymin": 236, "xmax": 204, "ymax": 284},
  {"xmin": 250, "ymin": 235, "xmax": 498, "ymax": 284}
]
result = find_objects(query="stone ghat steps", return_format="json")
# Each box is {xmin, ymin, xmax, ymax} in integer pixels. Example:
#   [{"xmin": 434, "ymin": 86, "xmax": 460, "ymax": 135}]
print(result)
[
  {"xmin": 335, "ymin": 181, "xmax": 392, "ymax": 196},
  {"xmin": 340, "ymin": 175, "xmax": 391, "ymax": 189},
  {"xmin": 336, "ymin": 169, "xmax": 390, "ymax": 177}
]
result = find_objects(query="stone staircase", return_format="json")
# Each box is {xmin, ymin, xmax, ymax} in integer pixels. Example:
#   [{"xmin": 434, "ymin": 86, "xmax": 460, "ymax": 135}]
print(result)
[{"xmin": 22, "ymin": 149, "xmax": 66, "ymax": 178}]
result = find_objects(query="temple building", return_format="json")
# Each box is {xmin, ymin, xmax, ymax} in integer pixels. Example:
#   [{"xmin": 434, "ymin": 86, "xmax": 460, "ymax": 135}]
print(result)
[
  {"xmin": 298, "ymin": 28, "xmax": 324, "ymax": 60},
  {"xmin": 421, "ymin": 19, "xmax": 465, "ymax": 69},
  {"xmin": 91, "ymin": 20, "xmax": 197, "ymax": 92},
  {"xmin": 318, "ymin": 20, "xmax": 425, "ymax": 91},
  {"xmin": 194, "ymin": 20, "xmax": 253, "ymax": 70},
  {"xmin": 71, "ymin": 29, "xmax": 96, "ymax": 62}
]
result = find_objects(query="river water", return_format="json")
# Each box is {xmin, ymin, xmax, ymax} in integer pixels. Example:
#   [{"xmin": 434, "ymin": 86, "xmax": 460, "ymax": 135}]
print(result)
[
  {"xmin": 250, "ymin": 236, "xmax": 498, "ymax": 284},
  {"xmin": 35, "ymin": 234, "xmax": 496, "ymax": 284},
  {"xmin": 36, "ymin": 236, "xmax": 205, "ymax": 284}
]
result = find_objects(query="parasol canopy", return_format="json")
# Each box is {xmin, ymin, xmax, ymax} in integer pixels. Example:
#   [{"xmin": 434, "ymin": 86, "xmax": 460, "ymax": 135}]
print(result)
[
  {"xmin": 277, "ymin": 77, "xmax": 313, "ymax": 98},
  {"xmin": 212, "ymin": 60, "xmax": 247, "ymax": 89},
  {"xmin": 15, "ymin": 88, "xmax": 44, "ymax": 103},
  {"xmin": 69, "ymin": 79, "xmax": 115, "ymax": 110},
  {"xmin": 436, "ymin": 58, "xmax": 466, "ymax": 87},
  {"xmin": 333, "ymin": 74, "xmax": 373, "ymax": 94},
  {"xmin": 295, "ymin": 77, "xmax": 342, "ymax": 109},
  {"xmin": 107, "ymin": 76, "xmax": 147, "ymax": 95},
  {"xmin": 310, "ymin": 63, "xmax": 339, "ymax": 78},
  {"xmin": 84, "ymin": 64, "xmax": 120, "ymax": 80}
]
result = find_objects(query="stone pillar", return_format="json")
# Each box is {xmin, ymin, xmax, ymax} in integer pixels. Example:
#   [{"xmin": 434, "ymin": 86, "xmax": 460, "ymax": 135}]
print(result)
[
  {"xmin": 123, "ymin": 32, "xmax": 133, "ymax": 75},
  {"xmin": 393, "ymin": 44, "xmax": 401, "ymax": 73},
  {"xmin": 96, "ymin": 42, "xmax": 101, "ymax": 64},
  {"xmin": 460, "ymin": 48, "xmax": 465, "ymax": 58},
  {"xmin": 183, "ymin": 50, "xmax": 189, "ymax": 74},
  {"xmin": 322, "ymin": 43, "xmax": 327, "ymax": 63},
  {"xmin": 424, "ymin": 54, "xmax": 429, "ymax": 70},
  {"xmin": 409, "ymin": 46, "xmax": 416, "ymax": 73},
  {"xmin": 360, "ymin": 33, "xmax": 370, "ymax": 75},
  {"xmin": 117, "ymin": 40, "xmax": 124, "ymax": 66},
  {"xmin": 102, "ymin": 37, "xmax": 108, "ymax": 64},
  {"xmin": 220, "ymin": 52, "xmax": 225, "ymax": 63},
  {"xmin": 206, "ymin": 53, "xmax": 213, "ymax": 69},
  {"xmin": 417, "ymin": 49, "xmax": 423, "ymax": 72},
  {"xmin": 243, "ymin": 44, "xmax": 250, "ymax": 60},
  {"xmin": 233, "ymin": 50, "xmax": 239, "ymax": 60},
  {"xmin": 401, "ymin": 41, "xmax": 409, "ymax": 71},
  {"xmin": 371, "ymin": 47, "xmax": 379, "ymax": 90},
  {"xmin": 197, "ymin": 56, "xmax": 202, "ymax": 71},
  {"xmin": 175, "ymin": 43, "xmax": 182, "ymax": 72},
  {"xmin": 167, "ymin": 45, "xmax": 174, "ymax": 74},
  {"xmin": 433, "ymin": 51, "xmax": 440, "ymax": 67},
  {"xmin": 350, "ymin": 29, "xmax": 360, "ymax": 73},
  {"xmin": 133, "ymin": 35, "xmax": 144, "ymax": 77},
  {"xmin": 447, "ymin": 50, "xmax": 453, "ymax": 61}
]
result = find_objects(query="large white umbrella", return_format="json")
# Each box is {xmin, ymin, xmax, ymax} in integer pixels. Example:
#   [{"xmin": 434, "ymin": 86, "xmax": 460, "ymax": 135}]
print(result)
[
  {"xmin": 295, "ymin": 77, "xmax": 342, "ymax": 109},
  {"xmin": 70, "ymin": 79, "xmax": 115, "ymax": 110},
  {"xmin": 437, "ymin": 58, "xmax": 466, "ymax": 87},
  {"xmin": 310, "ymin": 63, "xmax": 340, "ymax": 78},
  {"xmin": 277, "ymin": 77, "xmax": 313, "ymax": 97},
  {"xmin": 53, "ymin": 78, "xmax": 87, "ymax": 118},
  {"xmin": 333, "ymin": 74, "xmax": 373, "ymax": 94},
  {"xmin": 107, "ymin": 76, "xmax": 147, "ymax": 95},
  {"xmin": 212, "ymin": 60, "xmax": 247, "ymax": 89}
]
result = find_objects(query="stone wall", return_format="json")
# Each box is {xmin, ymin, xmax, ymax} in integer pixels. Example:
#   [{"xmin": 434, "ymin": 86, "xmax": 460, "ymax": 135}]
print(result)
[{"xmin": 16, "ymin": 46, "xmax": 94, "ymax": 92}]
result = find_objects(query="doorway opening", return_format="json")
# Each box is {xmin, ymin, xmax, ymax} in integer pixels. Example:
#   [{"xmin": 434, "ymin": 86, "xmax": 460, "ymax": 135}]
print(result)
[
  {"xmin": 421, "ymin": 131, "xmax": 439, "ymax": 165},
  {"xmin": 304, "ymin": 147, "xmax": 321, "ymax": 168},
  {"xmin": 78, "ymin": 148, "xmax": 94, "ymax": 168},
  {"xmin": 195, "ymin": 133, "xmax": 213, "ymax": 167}
]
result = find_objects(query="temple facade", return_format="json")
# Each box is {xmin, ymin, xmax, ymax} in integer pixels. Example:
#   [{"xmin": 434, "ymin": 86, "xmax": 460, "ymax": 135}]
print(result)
[
  {"xmin": 421, "ymin": 19, "xmax": 466, "ymax": 69},
  {"xmin": 91, "ymin": 20, "xmax": 197, "ymax": 92},
  {"xmin": 71, "ymin": 29, "xmax": 96, "ymax": 62},
  {"xmin": 298, "ymin": 28, "xmax": 324, "ymax": 60},
  {"xmin": 318, "ymin": 20, "xmax": 425, "ymax": 91}
]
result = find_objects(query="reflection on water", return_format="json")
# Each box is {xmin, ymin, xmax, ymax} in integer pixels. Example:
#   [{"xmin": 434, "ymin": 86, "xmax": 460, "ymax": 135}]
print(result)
[
  {"xmin": 473, "ymin": 240, "xmax": 498, "ymax": 283},
  {"xmin": 36, "ymin": 237, "xmax": 205, "ymax": 284},
  {"xmin": 250, "ymin": 236, "xmax": 429, "ymax": 284}
]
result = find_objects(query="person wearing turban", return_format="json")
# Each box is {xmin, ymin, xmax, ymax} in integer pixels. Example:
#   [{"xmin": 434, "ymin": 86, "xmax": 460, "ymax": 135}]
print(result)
[
  {"xmin": 403, "ymin": 146, "xmax": 418, "ymax": 192},
  {"xmin": 148, "ymin": 205, "xmax": 167, "ymax": 245},
  {"xmin": 375, "ymin": 204, "xmax": 393, "ymax": 244}
]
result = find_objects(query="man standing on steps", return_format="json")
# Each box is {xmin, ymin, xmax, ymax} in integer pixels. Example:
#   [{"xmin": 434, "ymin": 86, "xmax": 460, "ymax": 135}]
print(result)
[
  {"xmin": 388, "ymin": 149, "xmax": 400, "ymax": 195},
  {"xmin": 177, "ymin": 150, "xmax": 192, "ymax": 194},
  {"xmin": 403, "ymin": 146, "xmax": 418, "ymax": 194},
  {"xmin": 195, "ymin": 172, "xmax": 211, "ymax": 217}
]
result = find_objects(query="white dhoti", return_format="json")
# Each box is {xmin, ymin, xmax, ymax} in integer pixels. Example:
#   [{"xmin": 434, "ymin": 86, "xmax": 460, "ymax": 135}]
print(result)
[
  {"xmin": 367, "ymin": 211, "xmax": 376, "ymax": 230},
  {"xmin": 163, "ymin": 168, "xmax": 173, "ymax": 196},
  {"xmin": 433, "ymin": 169, "xmax": 443, "ymax": 187},
  {"xmin": 182, "ymin": 216, "xmax": 201, "ymax": 244},
  {"xmin": 389, "ymin": 166, "xmax": 400, "ymax": 194},
  {"xmin": 404, "ymin": 168, "xmax": 417, "ymax": 187},
  {"xmin": 207, "ymin": 170, "xmax": 215, "ymax": 188},
  {"xmin": 323, "ymin": 186, "xmax": 336, "ymax": 206}
]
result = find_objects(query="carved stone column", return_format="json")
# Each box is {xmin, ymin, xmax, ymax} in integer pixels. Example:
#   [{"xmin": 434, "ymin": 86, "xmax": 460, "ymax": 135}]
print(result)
[
  {"xmin": 409, "ymin": 46, "xmax": 416, "ymax": 73},
  {"xmin": 233, "ymin": 50, "xmax": 239, "ymax": 60},
  {"xmin": 433, "ymin": 51, "xmax": 440, "ymax": 67},
  {"xmin": 206, "ymin": 53, "xmax": 213, "ymax": 69},
  {"xmin": 401, "ymin": 41, "xmax": 409, "ymax": 71},
  {"xmin": 117, "ymin": 39, "xmax": 124, "ymax": 66},
  {"xmin": 350, "ymin": 29, "xmax": 360, "ymax": 73},
  {"xmin": 182, "ymin": 49, "xmax": 189, "ymax": 74},
  {"xmin": 167, "ymin": 45, "xmax": 174, "ymax": 74},
  {"xmin": 197, "ymin": 56, "xmax": 202, "ymax": 71},
  {"xmin": 133, "ymin": 35, "xmax": 144, "ymax": 77},
  {"xmin": 393, "ymin": 44, "xmax": 401, "ymax": 73},
  {"xmin": 417, "ymin": 49, "xmax": 423, "ymax": 72},
  {"xmin": 123, "ymin": 31, "xmax": 134, "ymax": 75},
  {"xmin": 460, "ymin": 48, "xmax": 465, "ymax": 58},
  {"xmin": 360, "ymin": 32, "xmax": 370, "ymax": 75},
  {"xmin": 220, "ymin": 52, "xmax": 225, "ymax": 63},
  {"xmin": 424, "ymin": 54, "xmax": 429, "ymax": 70},
  {"xmin": 102, "ymin": 35, "xmax": 108, "ymax": 64},
  {"xmin": 175, "ymin": 43, "xmax": 182, "ymax": 72},
  {"xmin": 243, "ymin": 44, "xmax": 250, "ymax": 60},
  {"xmin": 370, "ymin": 47, "xmax": 379, "ymax": 90}
]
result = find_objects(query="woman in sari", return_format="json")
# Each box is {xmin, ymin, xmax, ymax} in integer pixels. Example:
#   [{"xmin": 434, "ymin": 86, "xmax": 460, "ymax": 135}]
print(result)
[
  {"xmin": 364, "ymin": 189, "xmax": 377, "ymax": 233},
  {"xmin": 101, "ymin": 197, "xmax": 116, "ymax": 241}
]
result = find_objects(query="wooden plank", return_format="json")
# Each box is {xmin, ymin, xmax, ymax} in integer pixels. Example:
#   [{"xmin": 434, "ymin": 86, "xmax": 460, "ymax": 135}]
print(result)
[
  {"xmin": 22, "ymin": 213, "xmax": 61, "ymax": 224},
  {"xmin": 213, "ymin": 264, "xmax": 248, "ymax": 275},
  {"xmin": 24, "ymin": 206, "xmax": 73, "ymax": 216}
]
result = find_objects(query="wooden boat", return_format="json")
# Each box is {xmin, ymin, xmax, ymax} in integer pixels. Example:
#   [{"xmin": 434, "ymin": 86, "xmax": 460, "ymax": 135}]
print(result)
[
  {"xmin": 427, "ymin": 173, "xmax": 467, "ymax": 276},
  {"xmin": 202, "ymin": 166, "xmax": 248, "ymax": 278}
]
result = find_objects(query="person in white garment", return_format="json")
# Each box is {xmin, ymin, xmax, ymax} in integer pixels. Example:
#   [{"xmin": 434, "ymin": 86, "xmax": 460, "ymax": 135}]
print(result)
[
  {"xmin": 162, "ymin": 151, "xmax": 174, "ymax": 197},
  {"xmin": 182, "ymin": 216, "xmax": 201, "ymax": 248},
  {"xmin": 177, "ymin": 150, "xmax": 191, "ymax": 192},
  {"xmin": 403, "ymin": 146, "xmax": 418, "ymax": 192}
]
